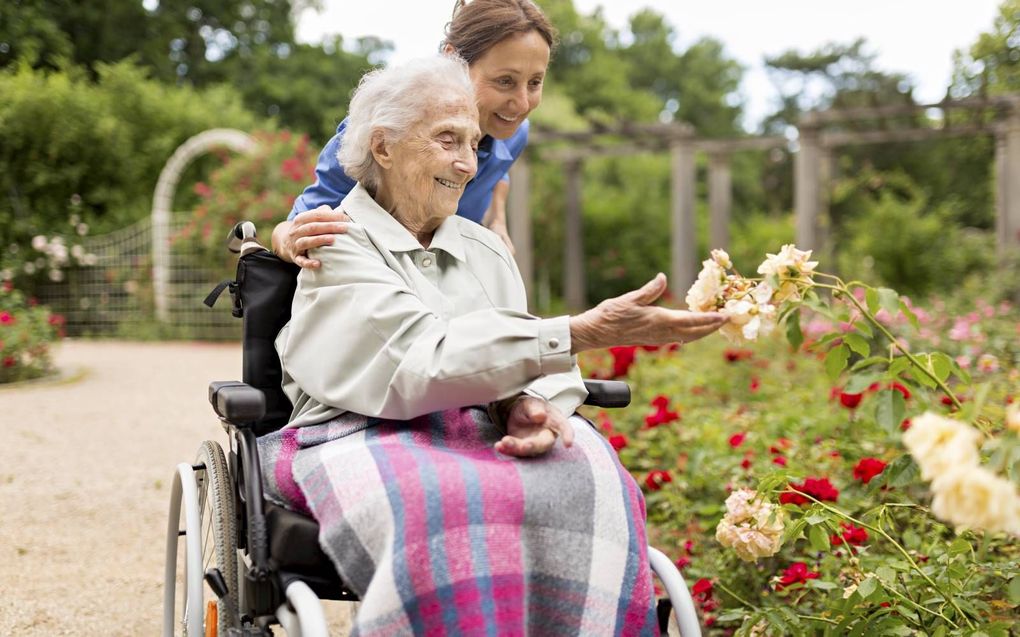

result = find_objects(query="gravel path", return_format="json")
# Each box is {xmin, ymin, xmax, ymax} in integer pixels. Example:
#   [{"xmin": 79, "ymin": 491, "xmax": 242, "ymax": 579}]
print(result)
[{"xmin": 0, "ymin": 340, "xmax": 353, "ymax": 635}]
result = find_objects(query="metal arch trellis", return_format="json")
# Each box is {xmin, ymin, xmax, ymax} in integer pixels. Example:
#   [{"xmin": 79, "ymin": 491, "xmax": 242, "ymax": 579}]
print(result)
[{"xmin": 35, "ymin": 129, "xmax": 258, "ymax": 339}]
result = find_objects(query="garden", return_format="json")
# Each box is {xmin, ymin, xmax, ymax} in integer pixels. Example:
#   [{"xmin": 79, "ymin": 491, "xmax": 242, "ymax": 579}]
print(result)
[
  {"xmin": 578, "ymin": 249, "xmax": 1020, "ymax": 635},
  {"xmin": 2, "ymin": 0, "xmax": 1020, "ymax": 634}
]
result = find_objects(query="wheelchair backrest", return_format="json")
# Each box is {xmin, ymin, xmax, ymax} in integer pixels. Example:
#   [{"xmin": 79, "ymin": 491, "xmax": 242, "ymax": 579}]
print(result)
[{"xmin": 232, "ymin": 249, "xmax": 300, "ymax": 435}]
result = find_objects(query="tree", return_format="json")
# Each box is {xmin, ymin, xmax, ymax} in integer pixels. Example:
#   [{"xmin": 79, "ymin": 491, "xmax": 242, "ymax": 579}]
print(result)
[{"xmin": 950, "ymin": 0, "xmax": 1020, "ymax": 98}]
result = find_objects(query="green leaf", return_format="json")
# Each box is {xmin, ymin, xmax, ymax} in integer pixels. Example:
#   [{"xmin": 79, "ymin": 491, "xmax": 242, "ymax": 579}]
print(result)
[
  {"xmin": 929, "ymin": 352, "xmax": 953, "ymax": 383},
  {"xmin": 874, "ymin": 389, "xmax": 906, "ymax": 431},
  {"xmin": 888, "ymin": 356, "xmax": 912, "ymax": 378},
  {"xmin": 715, "ymin": 611, "xmax": 745, "ymax": 623},
  {"xmin": 825, "ymin": 344, "xmax": 850, "ymax": 381},
  {"xmin": 857, "ymin": 576, "xmax": 877, "ymax": 599},
  {"xmin": 807, "ymin": 579, "xmax": 838, "ymax": 590},
  {"xmin": 1009, "ymin": 576, "xmax": 1020, "ymax": 604},
  {"xmin": 843, "ymin": 332, "xmax": 871, "ymax": 358},
  {"xmin": 877, "ymin": 287, "xmax": 901, "ymax": 316},
  {"xmin": 851, "ymin": 356, "xmax": 886, "ymax": 371},
  {"xmin": 908, "ymin": 364, "xmax": 938, "ymax": 389},
  {"xmin": 785, "ymin": 309, "xmax": 804, "ymax": 351},
  {"xmin": 844, "ymin": 372, "xmax": 882, "ymax": 394},
  {"xmin": 865, "ymin": 288, "xmax": 880, "ymax": 315},
  {"xmin": 875, "ymin": 565, "xmax": 895, "ymax": 584},
  {"xmin": 808, "ymin": 524, "xmax": 831, "ymax": 551},
  {"xmin": 883, "ymin": 454, "xmax": 917, "ymax": 487},
  {"xmin": 853, "ymin": 320, "xmax": 873, "ymax": 338},
  {"xmin": 899, "ymin": 300, "xmax": 920, "ymax": 331}
]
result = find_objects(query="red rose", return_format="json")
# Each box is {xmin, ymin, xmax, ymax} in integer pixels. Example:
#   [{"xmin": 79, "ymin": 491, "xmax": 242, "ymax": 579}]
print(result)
[
  {"xmin": 740, "ymin": 457, "xmax": 752, "ymax": 470},
  {"xmin": 684, "ymin": 540, "xmax": 695, "ymax": 554},
  {"xmin": 608, "ymin": 346, "xmax": 638, "ymax": 378},
  {"xmin": 831, "ymin": 522, "xmax": 869, "ymax": 547},
  {"xmin": 644, "ymin": 470, "xmax": 672, "ymax": 491},
  {"xmin": 775, "ymin": 562, "xmax": 820, "ymax": 591},
  {"xmin": 772, "ymin": 456, "xmax": 787, "ymax": 466},
  {"xmin": 728, "ymin": 432, "xmax": 746, "ymax": 447},
  {"xmin": 749, "ymin": 377, "xmax": 761, "ymax": 392},
  {"xmin": 608, "ymin": 434, "xmax": 628, "ymax": 451},
  {"xmin": 644, "ymin": 395, "xmax": 680, "ymax": 428},
  {"xmin": 723, "ymin": 348, "xmax": 753, "ymax": 363},
  {"xmin": 838, "ymin": 391, "xmax": 863, "ymax": 409},
  {"xmin": 675, "ymin": 556, "xmax": 691, "ymax": 570},
  {"xmin": 900, "ymin": 418, "xmax": 912, "ymax": 431},
  {"xmin": 780, "ymin": 477, "xmax": 839, "ymax": 506},
  {"xmin": 3, "ymin": 356, "xmax": 16, "ymax": 368},
  {"xmin": 0, "ymin": 311, "xmax": 13, "ymax": 325},
  {"xmin": 852, "ymin": 457, "xmax": 887, "ymax": 484},
  {"xmin": 691, "ymin": 578, "xmax": 713, "ymax": 598},
  {"xmin": 889, "ymin": 382, "xmax": 911, "ymax": 400}
]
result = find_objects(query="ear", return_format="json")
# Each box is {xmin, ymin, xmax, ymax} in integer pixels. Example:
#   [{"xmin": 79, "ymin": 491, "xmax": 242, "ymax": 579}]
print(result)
[
  {"xmin": 442, "ymin": 43, "xmax": 456, "ymax": 56},
  {"xmin": 369, "ymin": 129, "xmax": 393, "ymax": 169}
]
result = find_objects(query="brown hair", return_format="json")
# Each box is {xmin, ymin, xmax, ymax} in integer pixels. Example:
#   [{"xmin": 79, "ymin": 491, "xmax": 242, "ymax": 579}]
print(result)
[{"xmin": 442, "ymin": 0, "xmax": 558, "ymax": 64}]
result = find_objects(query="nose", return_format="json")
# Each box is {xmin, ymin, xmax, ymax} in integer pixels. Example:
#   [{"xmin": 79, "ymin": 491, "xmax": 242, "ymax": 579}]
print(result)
[
  {"xmin": 453, "ymin": 147, "xmax": 477, "ymax": 178},
  {"xmin": 508, "ymin": 83, "xmax": 529, "ymax": 112}
]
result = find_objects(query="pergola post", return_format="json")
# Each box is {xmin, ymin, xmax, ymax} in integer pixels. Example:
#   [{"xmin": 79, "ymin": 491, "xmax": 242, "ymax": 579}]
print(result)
[
  {"xmin": 708, "ymin": 152, "xmax": 731, "ymax": 252},
  {"xmin": 563, "ymin": 158, "xmax": 587, "ymax": 310},
  {"xmin": 508, "ymin": 155, "xmax": 534, "ymax": 302},
  {"xmin": 998, "ymin": 102, "xmax": 1020, "ymax": 256},
  {"xmin": 794, "ymin": 117, "xmax": 822, "ymax": 252},
  {"xmin": 670, "ymin": 128, "xmax": 697, "ymax": 304}
]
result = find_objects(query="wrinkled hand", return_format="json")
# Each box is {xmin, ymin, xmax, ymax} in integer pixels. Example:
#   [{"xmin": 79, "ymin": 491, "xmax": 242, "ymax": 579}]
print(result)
[
  {"xmin": 494, "ymin": 396, "xmax": 573, "ymax": 458},
  {"xmin": 488, "ymin": 219, "xmax": 515, "ymax": 255},
  {"xmin": 274, "ymin": 205, "xmax": 350, "ymax": 268},
  {"xmin": 570, "ymin": 273, "xmax": 727, "ymax": 352}
]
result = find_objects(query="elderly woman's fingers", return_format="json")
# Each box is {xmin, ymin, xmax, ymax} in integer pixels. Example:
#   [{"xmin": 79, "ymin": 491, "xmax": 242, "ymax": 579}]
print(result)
[{"xmin": 495, "ymin": 429, "xmax": 557, "ymax": 457}]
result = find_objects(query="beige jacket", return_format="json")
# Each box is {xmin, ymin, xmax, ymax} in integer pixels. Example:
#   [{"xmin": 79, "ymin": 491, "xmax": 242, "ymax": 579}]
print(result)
[{"xmin": 276, "ymin": 184, "xmax": 587, "ymax": 428}]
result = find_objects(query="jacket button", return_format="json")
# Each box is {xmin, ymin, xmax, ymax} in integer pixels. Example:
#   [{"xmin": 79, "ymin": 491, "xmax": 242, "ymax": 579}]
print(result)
[{"xmin": 548, "ymin": 338, "xmax": 560, "ymax": 349}]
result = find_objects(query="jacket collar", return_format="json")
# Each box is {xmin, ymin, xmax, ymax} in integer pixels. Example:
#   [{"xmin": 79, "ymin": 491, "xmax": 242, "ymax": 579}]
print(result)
[{"xmin": 341, "ymin": 183, "xmax": 466, "ymax": 262}]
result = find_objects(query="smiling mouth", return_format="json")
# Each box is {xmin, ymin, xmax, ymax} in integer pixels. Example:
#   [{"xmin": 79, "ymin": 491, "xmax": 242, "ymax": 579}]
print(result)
[
  {"xmin": 435, "ymin": 178, "xmax": 463, "ymax": 189},
  {"xmin": 495, "ymin": 113, "xmax": 519, "ymax": 123}
]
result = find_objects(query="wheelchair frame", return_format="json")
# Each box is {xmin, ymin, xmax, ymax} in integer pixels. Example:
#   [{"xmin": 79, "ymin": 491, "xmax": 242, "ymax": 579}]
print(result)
[{"xmin": 162, "ymin": 224, "xmax": 703, "ymax": 636}]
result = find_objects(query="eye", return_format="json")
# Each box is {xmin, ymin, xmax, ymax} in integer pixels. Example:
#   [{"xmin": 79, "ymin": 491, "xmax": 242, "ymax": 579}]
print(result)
[
  {"xmin": 436, "ymin": 132, "xmax": 455, "ymax": 147},
  {"xmin": 529, "ymin": 78, "xmax": 544, "ymax": 89},
  {"xmin": 497, "ymin": 76, "xmax": 514, "ymax": 88}
]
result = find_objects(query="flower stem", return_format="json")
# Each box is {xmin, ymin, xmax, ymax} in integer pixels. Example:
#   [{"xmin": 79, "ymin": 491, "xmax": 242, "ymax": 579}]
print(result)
[
  {"xmin": 714, "ymin": 581, "xmax": 758, "ymax": 610},
  {"xmin": 808, "ymin": 280, "xmax": 964, "ymax": 412},
  {"xmin": 787, "ymin": 489, "xmax": 975, "ymax": 629}
]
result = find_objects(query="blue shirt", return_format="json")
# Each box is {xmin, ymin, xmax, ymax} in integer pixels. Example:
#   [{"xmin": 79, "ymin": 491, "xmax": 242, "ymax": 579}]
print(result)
[{"xmin": 290, "ymin": 118, "xmax": 529, "ymax": 225}]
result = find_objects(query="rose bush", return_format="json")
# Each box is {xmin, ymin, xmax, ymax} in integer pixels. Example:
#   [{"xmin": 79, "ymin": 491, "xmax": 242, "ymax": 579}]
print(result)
[
  {"xmin": 0, "ymin": 281, "xmax": 63, "ymax": 384},
  {"xmin": 580, "ymin": 247, "xmax": 1019, "ymax": 635}
]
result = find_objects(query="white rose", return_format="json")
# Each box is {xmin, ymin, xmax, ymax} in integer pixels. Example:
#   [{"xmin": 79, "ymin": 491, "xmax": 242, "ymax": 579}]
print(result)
[
  {"xmin": 902, "ymin": 412, "xmax": 982, "ymax": 481},
  {"xmin": 930, "ymin": 466, "xmax": 1020, "ymax": 536}
]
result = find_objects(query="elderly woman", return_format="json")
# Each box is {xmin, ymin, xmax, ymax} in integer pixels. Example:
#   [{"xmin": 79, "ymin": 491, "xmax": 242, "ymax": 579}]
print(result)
[{"xmin": 259, "ymin": 55, "xmax": 725, "ymax": 636}]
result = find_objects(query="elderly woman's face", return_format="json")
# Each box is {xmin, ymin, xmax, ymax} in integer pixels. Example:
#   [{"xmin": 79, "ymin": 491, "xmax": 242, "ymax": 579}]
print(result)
[
  {"xmin": 381, "ymin": 96, "xmax": 481, "ymax": 225},
  {"xmin": 469, "ymin": 30, "xmax": 550, "ymax": 140}
]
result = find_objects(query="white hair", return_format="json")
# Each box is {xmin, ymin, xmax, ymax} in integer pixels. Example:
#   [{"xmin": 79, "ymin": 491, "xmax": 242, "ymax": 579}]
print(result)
[{"xmin": 338, "ymin": 54, "xmax": 475, "ymax": 191}]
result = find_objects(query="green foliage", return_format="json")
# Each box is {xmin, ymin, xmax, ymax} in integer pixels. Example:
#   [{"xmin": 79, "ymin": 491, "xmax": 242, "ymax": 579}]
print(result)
[
  {"xmin": 175, "ymin": 130, "xmax": 316, "ymax": 271},
  {"xmin": 0, "ymin": 282, "xmax": 62, "ymax": 384},
  {"xmin": 951, "ymin": 0, "xmax": 1020, "ymax": 98},
  {"xmin": 0, "ymin": 61, "xmax": 257, "ymax": 283},
  {"xmin": 832, "ymin": 170, "xmax": 996, "ymax": 297}
]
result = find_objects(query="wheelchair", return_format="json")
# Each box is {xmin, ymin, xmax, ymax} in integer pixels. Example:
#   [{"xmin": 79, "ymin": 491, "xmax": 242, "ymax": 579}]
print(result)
[{"xmin": 162, "ymin": 222, "xmax": 703, "ymax": 636}]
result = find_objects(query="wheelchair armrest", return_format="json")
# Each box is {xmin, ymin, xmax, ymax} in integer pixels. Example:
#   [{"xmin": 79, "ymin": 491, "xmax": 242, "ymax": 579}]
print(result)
[
  {"xmin": 209, "ymin": 381, "xmax": 266, "ymax": 425},
  {"xmin": 582, "ymin": 379, "xmax": 631, "ymax": 408}
]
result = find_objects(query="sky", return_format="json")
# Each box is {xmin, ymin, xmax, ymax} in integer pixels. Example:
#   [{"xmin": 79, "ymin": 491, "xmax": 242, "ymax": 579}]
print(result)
[{"xmin": 295, "ymin": 0, "xmax": 1004, "ymax": 132}]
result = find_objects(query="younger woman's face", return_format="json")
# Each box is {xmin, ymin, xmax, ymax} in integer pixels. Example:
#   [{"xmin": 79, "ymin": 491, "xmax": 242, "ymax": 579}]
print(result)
[{"xmin": 468, "ymin": 30, "xmax": 550, "ymax": 140}]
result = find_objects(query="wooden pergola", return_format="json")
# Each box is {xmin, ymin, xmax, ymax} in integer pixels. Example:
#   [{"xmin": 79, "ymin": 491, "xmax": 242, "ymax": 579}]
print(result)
[{"xmin": 506, "ymin": 95, "xmax": 1020, "ymax": 310}]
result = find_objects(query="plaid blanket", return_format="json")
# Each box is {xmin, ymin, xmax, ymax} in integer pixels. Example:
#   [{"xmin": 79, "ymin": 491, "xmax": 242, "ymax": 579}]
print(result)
[{"xmin": 258, "ymin": 407, "xmax": 657, "ymax": 636}]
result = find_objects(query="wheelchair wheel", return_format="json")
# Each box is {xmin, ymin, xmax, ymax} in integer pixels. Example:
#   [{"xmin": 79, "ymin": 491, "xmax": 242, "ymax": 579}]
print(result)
[{"xmin": 166, "ymin": 441, "xmax": 239, "ymax": 636}]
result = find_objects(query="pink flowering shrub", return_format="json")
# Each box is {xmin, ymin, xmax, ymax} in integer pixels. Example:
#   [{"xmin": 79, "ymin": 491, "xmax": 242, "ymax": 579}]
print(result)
[{"xmin": 173, "ymin": 130, "xmax": 317, "ymax": 270}]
